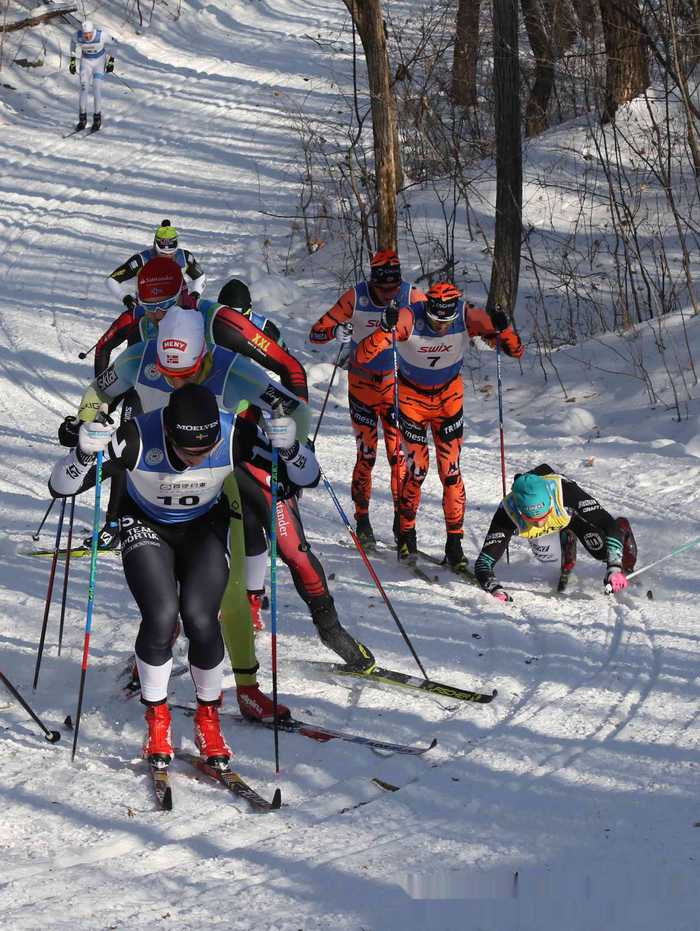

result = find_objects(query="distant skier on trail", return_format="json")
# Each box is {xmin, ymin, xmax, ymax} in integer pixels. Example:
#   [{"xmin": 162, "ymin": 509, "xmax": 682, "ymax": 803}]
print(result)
[
  {"xmin": 49, "ymin": 384, "xmax": 320, "ymax": 765},
  {"xmin": 355, "ymin": 282, "xmax": 523, "ymax": 571},
  {"xmin": 69, "ymin": 20, "xmax": 115, "ymax": 132},
  {"xmin": 104, "ymin": 220, "xmax": 206, "ymax": 319},
  {"xmin": 473, "ymin": 464, "xmax": 638, "ymax": 600},
  {"xmin": 309, "ymin": 250, "xmax": 424, "ymax": 548}
]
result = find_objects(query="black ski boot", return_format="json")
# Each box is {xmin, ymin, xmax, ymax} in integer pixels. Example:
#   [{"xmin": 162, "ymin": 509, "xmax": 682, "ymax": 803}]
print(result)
[
  {"xmin": 397, "ymin": 528, "xmax": 417, "ymax": 565},
  {"xmin": 310, "ymin": 595, "xmax": 375, "ymax": 672},
  {"xmin": 91, "ymin": 112, "xmax": 102, "ymax": 132},
  {"xmin": 83, "ymin": 520, "xmax": 120, "ymax": 551},
  {"xmin": 355, "ymin": 514, "xmax": 376, "ymax": 550},
  {"xmin": 75, "ymin": 112, "xmax": 87, "ymax": 131},
  {"xmin": 617, "ymin": 517, "xmax": 637, "ymax": 572},
  {"xmin": 444, "ymin": 534, "xmax": 469, "ymax": 573}
]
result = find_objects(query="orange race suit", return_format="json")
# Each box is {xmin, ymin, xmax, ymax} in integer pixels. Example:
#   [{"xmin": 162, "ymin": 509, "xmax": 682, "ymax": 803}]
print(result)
[
  {"xmin": 309, "ymin": 280, "xmax": 426, "ymax": 517},
  {"xmin": 355, "ymin": 298, "xmax": 523, "ymax": 536}
]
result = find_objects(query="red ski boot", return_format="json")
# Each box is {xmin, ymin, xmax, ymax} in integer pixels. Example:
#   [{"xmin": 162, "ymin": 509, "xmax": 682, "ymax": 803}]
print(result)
[
  {"xmin": 193, "ymin": 701, "xmax": 232, "ymax": 766},
  {"xmin": 237, "ymin": 683, "xmax": 290, "ymax": 722},
  {"xmin": 247, "ymin": 592, "xmax": 265, "ymax": 631},
  {"xmin": 143, "ymin": 702, "xmax": 173, "ymax": 763}
]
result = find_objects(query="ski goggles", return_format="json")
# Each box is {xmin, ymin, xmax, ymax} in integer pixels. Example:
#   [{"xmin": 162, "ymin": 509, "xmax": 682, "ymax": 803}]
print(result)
[
  {"xmin": 155, "ymin": 236, "xmax": 178, "ymax": 253},
  {"xmin": 140, "ymin": 295, "xmax": 179, "ymax": 314}
]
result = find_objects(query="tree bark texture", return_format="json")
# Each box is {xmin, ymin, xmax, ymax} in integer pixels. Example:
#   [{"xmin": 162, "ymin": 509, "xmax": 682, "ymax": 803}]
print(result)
[
  {"xmin": 343, "ymin": 0, "xmax": 400, "ymax": 250},
  {"xmin": 452, "ymin": 0, "xmax": 481, "ymax": 108},
  {"xmin": 488, "ymin": 0, "xmax": 523, "ymax": 319},
  {"xmin": 520, "ymin": 0, "xmax": 555, "ymax": 136},
  {"xmin": 598, "ymin": 0, "xmax": 650, "ymax": 122}
]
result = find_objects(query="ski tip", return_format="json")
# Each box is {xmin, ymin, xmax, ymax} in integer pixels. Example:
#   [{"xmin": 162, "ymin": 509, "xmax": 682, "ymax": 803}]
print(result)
[
  {"xmin": 427, "ymin": 737, "xmax": 438, "ymax": 751},
  {"xmin": 271, "ymin": 787, "xmax": 282, "ymax": 810}
]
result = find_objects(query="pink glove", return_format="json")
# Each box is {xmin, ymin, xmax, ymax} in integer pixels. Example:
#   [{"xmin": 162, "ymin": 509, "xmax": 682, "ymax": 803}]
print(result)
[
  {"xmin": 492, "ymin": 588, "xmax": 512, "ymax": 603},
  {"xmin": 605, "ymin": 570, "xmax": 628, "ymax": 594}
]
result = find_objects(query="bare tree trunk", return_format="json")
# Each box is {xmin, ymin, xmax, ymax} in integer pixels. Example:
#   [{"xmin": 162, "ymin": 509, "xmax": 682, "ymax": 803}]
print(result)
[
  {"xmin": 521, "ymin": 0, "xmax": 555, "ymax": 136},
  {"xmin": 488, "ymin": 0, "xmax": 523, "ymax": 318},
  {"xmin": 343, "ymin": 0, "xmax": 400, "ymax": 249},
  {"xmin": 598, "ymin": 0, "xmax": 649, "ymax": 122},
  {"xmin": 452, "ymin": 0, "xmax": 481, "ymax": 108}
]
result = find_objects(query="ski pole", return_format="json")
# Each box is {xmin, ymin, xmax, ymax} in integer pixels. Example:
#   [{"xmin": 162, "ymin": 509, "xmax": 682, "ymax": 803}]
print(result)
[
  {"xmin": 72, "ymin": 451, "xmax": 103, "ymax": 760},
  {"xmin": 32, "ymin": 498, "xmax": 56, "ymax": 541},
  {"xmin": 78, "ymin": 339, "xmax": 100, "ymax": 361},
  {"xmin": 320, "ymin": 468, "xmax": 429, "ymax": 680},
  {"xmin": 0, "ymin": 670, "xmax": 61, "ymax": 743},
  {"xmin": 57, "ymin": 496, "xmax": 76, "ymax": 656},
  {"xmin": 33, "ymin": 496, "xmax": 67, "ymax": 690},
  {"xmin": 312, "ymin": 342, "xmax": 344, "ymax": 444},
  {"xmin": 495, "ymin": 332, "xmax": 509, "ymax": 564},
  {"xmin": 626, "ymin": 534, "xmax": 700, "ymax": 582},
  {"xmin": 391, "ymin": 326, "xmax": 402, "ymax": 533},
  {"xmin": 269, "ymin": 447, "xmax": 281, "ymax": 774}
]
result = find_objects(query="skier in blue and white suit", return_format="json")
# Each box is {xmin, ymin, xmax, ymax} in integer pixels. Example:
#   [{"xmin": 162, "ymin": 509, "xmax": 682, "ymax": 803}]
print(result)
[
  {"xmin": 48, "ymin": 383, "xmax": 319, "ymax": 763},
  {"xmin": 69, "ymin": 20, "xmax": 115, "ymax": 132}
]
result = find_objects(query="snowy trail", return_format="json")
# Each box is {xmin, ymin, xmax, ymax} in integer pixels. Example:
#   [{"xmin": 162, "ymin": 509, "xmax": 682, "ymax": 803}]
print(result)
[{"xmin": 2, "ymin": 1, "xmax": 700, "ymax": 928}]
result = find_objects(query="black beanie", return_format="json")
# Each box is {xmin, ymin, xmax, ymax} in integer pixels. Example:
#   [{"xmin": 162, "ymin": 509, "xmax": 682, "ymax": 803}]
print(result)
[
  {"xmin": 217, "ymin": 278, "xmax": 252, "ymax": 312},
  {"xmin": 164, "ymin": 384, "xmax": 221, "ymax": 449}
]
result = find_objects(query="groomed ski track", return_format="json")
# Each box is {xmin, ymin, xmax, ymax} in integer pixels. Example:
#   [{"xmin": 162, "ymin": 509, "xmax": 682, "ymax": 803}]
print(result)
[{"xmin": 2, "ymin": 1, "xmax": 700, "ymax": 928}]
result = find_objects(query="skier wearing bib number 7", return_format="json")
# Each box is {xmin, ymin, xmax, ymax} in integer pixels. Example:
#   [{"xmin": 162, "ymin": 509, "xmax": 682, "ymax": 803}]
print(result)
[{"xmin": 354, "ymin": 282, "xmax": 523, "ymax": 570}]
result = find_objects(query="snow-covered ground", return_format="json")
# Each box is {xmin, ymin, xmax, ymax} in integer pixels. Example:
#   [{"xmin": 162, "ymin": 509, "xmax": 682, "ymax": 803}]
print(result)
[{"xmin": 1, "ymin": 3, "xmax": 700, "ymax": 929}]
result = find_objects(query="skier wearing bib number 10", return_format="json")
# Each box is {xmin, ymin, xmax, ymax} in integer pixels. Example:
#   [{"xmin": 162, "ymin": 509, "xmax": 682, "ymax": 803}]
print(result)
[
  {"xmin": 48, "ymin": 384, "xmax": 320, "ymax": 766},
  {"xmin": 473, "ymin": 464, "xmax": 638, "ymax": 601},
  {"xmin": 354, "ymin": 282, "xmax": 523, "ymax": 570}
]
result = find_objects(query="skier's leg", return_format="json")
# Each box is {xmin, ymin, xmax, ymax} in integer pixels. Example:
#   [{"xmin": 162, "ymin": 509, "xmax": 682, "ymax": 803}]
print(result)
[
  {"xmin": 78, "ymin": 60, "xmax": 91, "ymax": 117},
  {"xmin": 433, "ymin": 382, "xmax": 466, "ymax": 557},
  {"xmin": 348, "ymin": 383, "xmax": 379, "ymax": 522},
  {"xmin": 219, "ymin": 474, "xmax": 258, "ymax": 686},
  {"xmin": 92, "ymin": 68, "xmax": 104, "ymax": 116}
]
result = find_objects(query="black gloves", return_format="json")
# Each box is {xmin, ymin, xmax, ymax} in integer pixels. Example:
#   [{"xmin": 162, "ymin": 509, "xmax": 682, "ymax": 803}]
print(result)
[
  {"xmin": 105, "ymin": 57, "xmax": 115, "ymax": 73},
  {"xmin": 69, "ymin": 58, "xmax": 76, "ymax": 75},
  {"xmin": 489, "ymin": 304, "xmax": 510, "ymax": 332},
  {"xmin": 58, "ymin": 415, "xmax": 80, "ymax": 448},
  {"xmin": 123, "ymin": 295, "xmax": 136, "ymax": 311},
  {"xmin": 381, "ymin": 300, "xmax": 400, "ymax": 331}
]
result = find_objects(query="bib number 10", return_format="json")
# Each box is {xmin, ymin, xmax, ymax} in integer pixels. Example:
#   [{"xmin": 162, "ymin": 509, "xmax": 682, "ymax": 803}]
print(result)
[{"xmin": 157, "ymin": 495, "xmax": 201, "ymax": 506}]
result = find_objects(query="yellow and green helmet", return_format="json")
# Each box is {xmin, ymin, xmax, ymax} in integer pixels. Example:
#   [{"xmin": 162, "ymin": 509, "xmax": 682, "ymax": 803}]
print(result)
[{"xmin": 154, "ymin": 219, "xmax": 178, "ymax": 256}]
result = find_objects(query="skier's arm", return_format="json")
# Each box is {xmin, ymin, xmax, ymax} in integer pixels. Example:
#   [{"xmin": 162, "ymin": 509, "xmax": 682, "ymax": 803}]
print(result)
[
  {"xmin": 234, "ymin": 418, "xmax": 320, "ymax": 493},
  {"xmin": 211, "ymin": 305, "xmax": 308, "ymax": 402},
  {"xmin": 78, "ymin": 344, "xmax": 143, "ymax": 421},
  {"xmin": 561, "ymin": 479, "xmax": 624, "ymax": 568},
  {"xmin": 183, "ymin": 250, "xmax": 206, "ymax": 297},
  {"xmin": 105, "ymin": 252, "xmax": 146, "ymax": 303},
  {"xmin": 354, "ymin": 305, "xmax": 414, "ymax": 365},
  {"xmin": 221, "ymin": 356, "xmax": 311, "ymax": 442},
  {"xmin": 93, "ymin": 307, "xmax": 139, "ymax": 375},
  {"xmin": 308, "ymin": 289, "xmax": 355, "ymax": 344},
  {"xmin": 49, "ymin": 421, "xmax": 139, "ymax": 498},
  {"xmin": 465, "ymin": 304, "xmax": 524, "ymax": 358},
  {"xmin": 474, "ymin": 506, "xmax": 517, "ymax": 596}
]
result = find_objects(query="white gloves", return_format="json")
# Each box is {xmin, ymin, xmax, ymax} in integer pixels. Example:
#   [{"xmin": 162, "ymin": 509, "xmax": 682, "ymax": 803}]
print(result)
[
  {"xmin": 78, "ymin": 406, "xmax": 114, "ymax": 456},
  {"xmin": 266, "ymin": 415, "xmax": 297, "ymax": 450},
  {"xmin": 333, "ymin": 322, "xmax": 353, "ymax": 344}
]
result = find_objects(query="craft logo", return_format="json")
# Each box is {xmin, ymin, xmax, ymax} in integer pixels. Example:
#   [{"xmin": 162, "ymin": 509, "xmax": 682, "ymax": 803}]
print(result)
[
  {"xmin": 145, "ymin": 448, "xmax": 164, "ymax": 466},
  {"xmin": 144, "ymin": 363, "xmax": 160, "ymax": 381}
]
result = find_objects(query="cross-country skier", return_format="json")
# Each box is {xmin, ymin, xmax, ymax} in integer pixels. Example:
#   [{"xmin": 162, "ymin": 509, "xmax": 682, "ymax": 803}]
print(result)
[
  {"xmin": 74, "ymin": 258, "xmax": 309, "ymax": 550},
  {"xmin": 354, "ymin": 282, "xmax": 523, "ymax": 570},
  {"xmin": 308, "ymin": 250, "xmax": 425, "ymax": 548},
  {"xmin": 104, "ymin": 220, "xmax": 206, "ymax": 314},
  {"xmin": 49, "ymin": 384, "xmax": 320, "ymax": 764},
  {"xmin": 69, "ymin": 20, "xmax": 115, "ymax": 132},
  {"xmin": 473, "ymin": 464, "xmax": 638, "ymax": 601}
]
